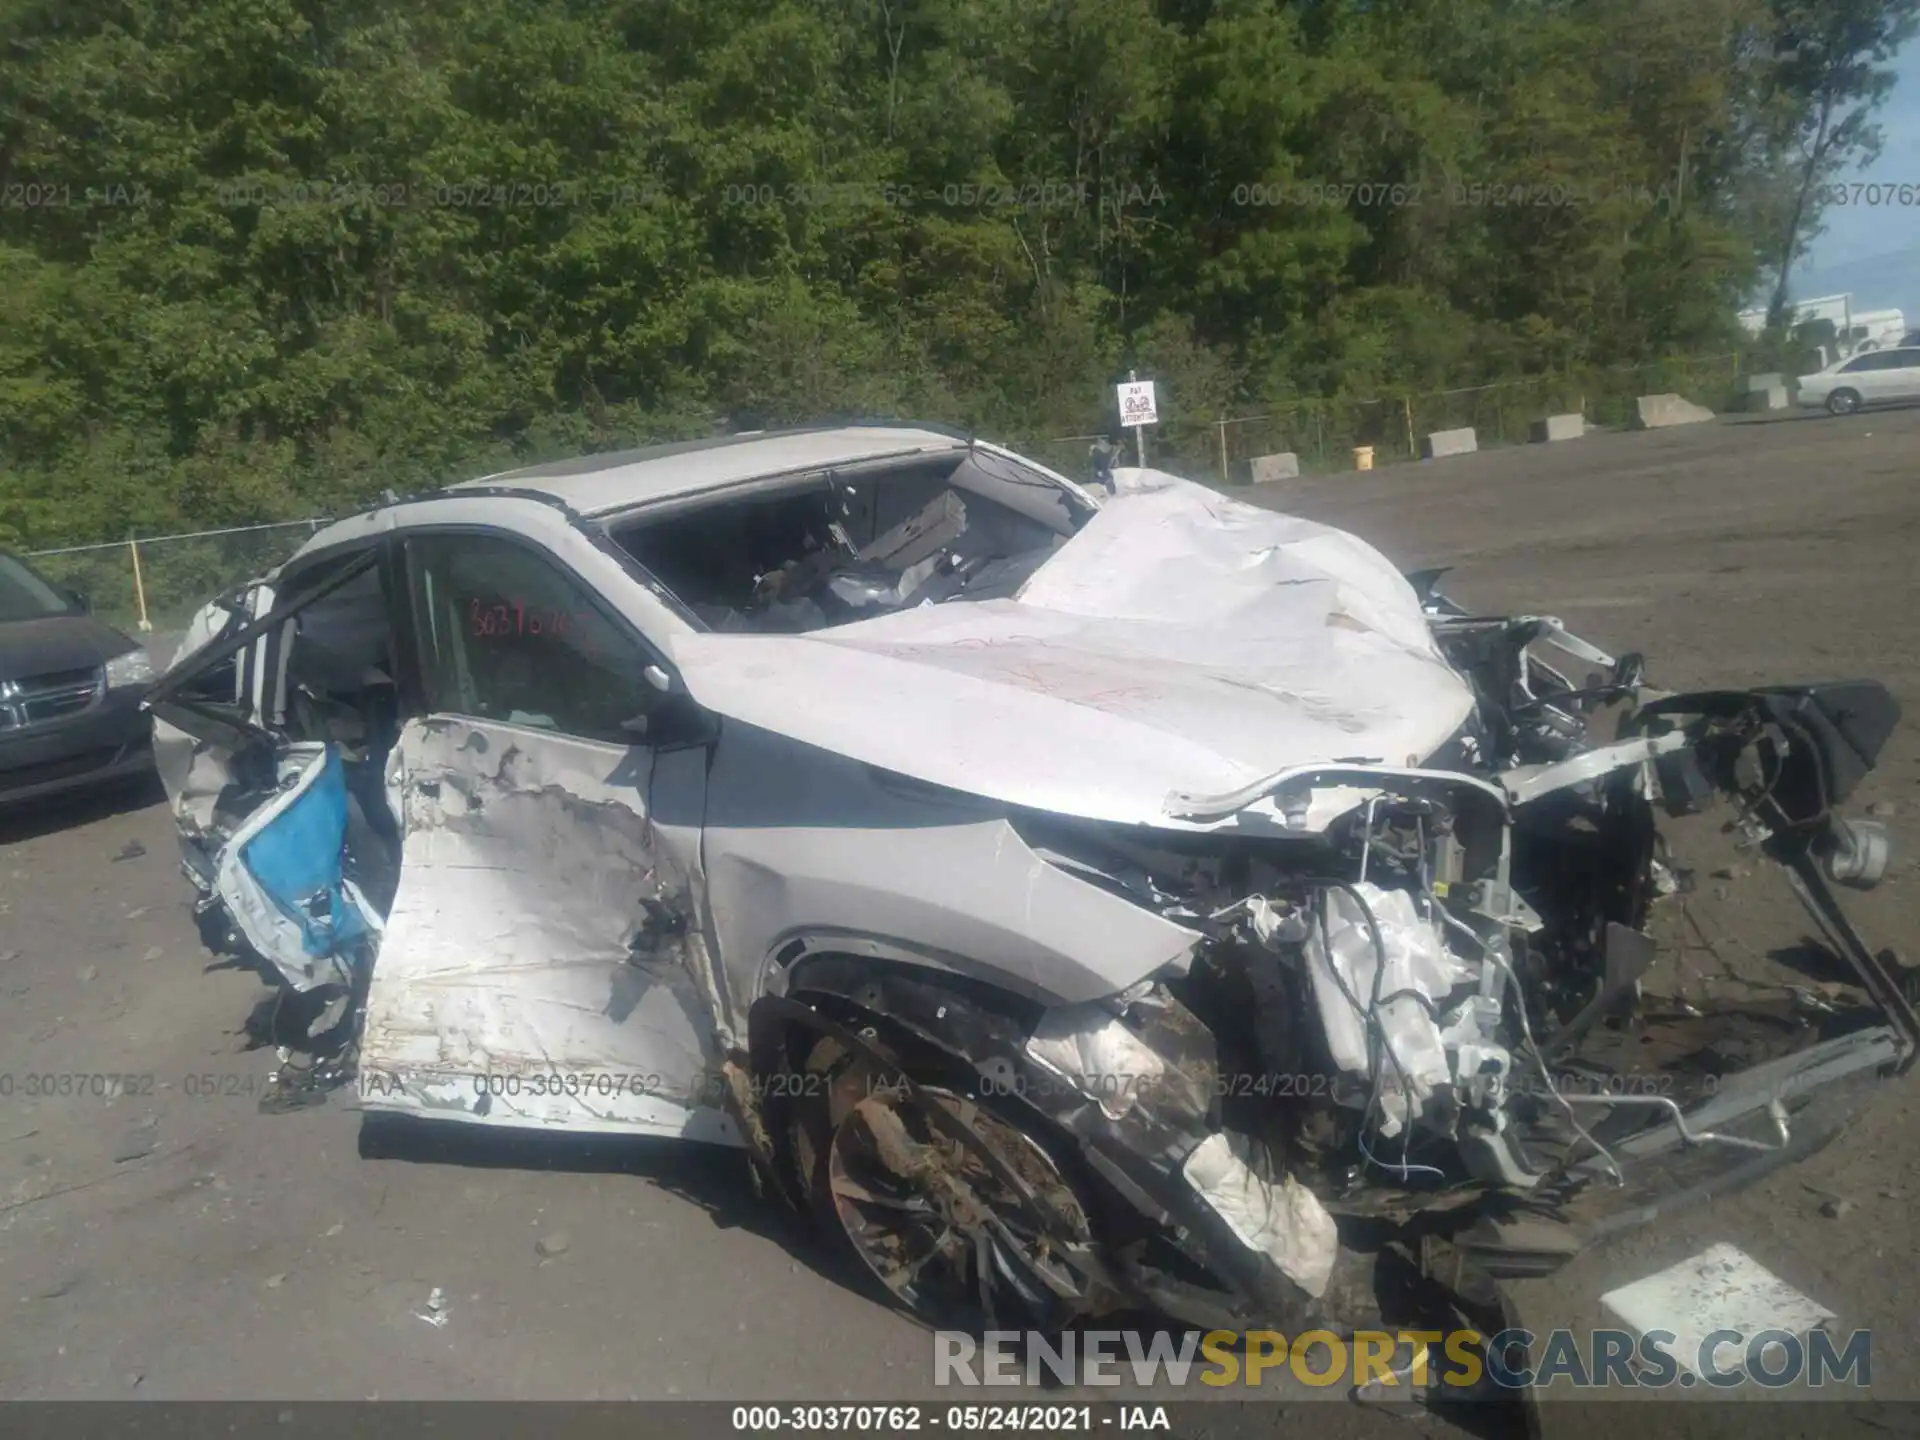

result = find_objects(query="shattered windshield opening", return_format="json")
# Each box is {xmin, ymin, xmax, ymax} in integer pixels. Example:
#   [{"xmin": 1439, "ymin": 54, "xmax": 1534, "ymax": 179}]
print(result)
[{"xmin": 608, "ymin": 450, "xmax": 1089, "ymax": 634}]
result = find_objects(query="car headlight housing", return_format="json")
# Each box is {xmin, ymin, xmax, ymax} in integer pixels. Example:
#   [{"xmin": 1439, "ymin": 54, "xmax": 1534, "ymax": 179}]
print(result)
[{"xmin": 104, "ymin": 649, "xmax": 156, "ymax": 689}]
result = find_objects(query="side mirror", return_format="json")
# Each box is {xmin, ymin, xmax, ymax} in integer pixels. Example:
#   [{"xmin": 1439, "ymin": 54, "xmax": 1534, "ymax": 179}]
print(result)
[
  {"xmin": 643, "ymin": 663, "xmax": 672, "ymax": 693},
  {"xmin": 68, "ymin": 588, "xmax": 91, "ymax": 613}
]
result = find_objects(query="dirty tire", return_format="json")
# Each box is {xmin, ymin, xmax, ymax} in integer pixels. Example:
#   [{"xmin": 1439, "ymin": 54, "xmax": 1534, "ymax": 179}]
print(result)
[
  {"xmin": 1827, "ymin": 388, "xmax": 1863, "ymax": 417},
  {"xmin": 784, "ymin": 1030, "xmax": 1095, "ymax": 1333}
]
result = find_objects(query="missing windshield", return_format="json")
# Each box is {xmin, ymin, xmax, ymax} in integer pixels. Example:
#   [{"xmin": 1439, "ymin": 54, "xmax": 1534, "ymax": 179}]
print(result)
[{"xmin": 607, "ymin": 450, "xmax": 1088, "ymax": 634}]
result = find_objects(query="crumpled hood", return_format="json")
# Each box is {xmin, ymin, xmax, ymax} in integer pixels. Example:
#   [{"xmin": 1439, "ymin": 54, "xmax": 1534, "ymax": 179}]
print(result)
[{"xmin": 669, "ymin": 469, "xmax": 1477, "ymax": 827}]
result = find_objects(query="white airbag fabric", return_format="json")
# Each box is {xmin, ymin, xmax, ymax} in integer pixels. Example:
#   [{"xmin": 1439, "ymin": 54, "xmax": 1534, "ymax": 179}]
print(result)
[{"xmin": 1182, "ymin": 1130, "xmax": 1340, "ymax": 1299}]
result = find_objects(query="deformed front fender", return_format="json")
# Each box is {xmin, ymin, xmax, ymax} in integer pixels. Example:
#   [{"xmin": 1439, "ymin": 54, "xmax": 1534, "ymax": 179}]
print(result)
[{"xmin": 702, "ymin": 721, "xmax": 1205, "ymax": 1010}]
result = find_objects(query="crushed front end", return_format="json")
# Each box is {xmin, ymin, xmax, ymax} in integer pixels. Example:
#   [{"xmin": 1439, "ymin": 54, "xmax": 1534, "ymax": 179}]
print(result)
[{"xmin": 742, "ymin": 586, "xmax": 1911, "ymax": 1361}]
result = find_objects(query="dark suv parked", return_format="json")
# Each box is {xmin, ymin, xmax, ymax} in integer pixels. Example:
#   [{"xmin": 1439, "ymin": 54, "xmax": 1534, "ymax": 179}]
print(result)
[{"xmin": 0, "ymin": 549, "xmax": 157, "ymax": 808}]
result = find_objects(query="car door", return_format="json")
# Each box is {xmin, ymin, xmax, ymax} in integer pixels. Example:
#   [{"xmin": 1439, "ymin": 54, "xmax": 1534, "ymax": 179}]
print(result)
[
  {"xmin": 1832, "ymin": 353, "xmax": 1880, "ymax": 400},
  {"xmin": 356, "ymin": 526, "xmax": 737, "ymax": 1144},
  {"xmin": 1884, "ymin": 349, "xmax": 1920, "ymax": 402},
  {"xmin": 152, "ymin": 541, "xmax": 400, "ymax": 987},
  {"xmin": 1851, "ymin": 350, "xmax": 1903, "ymax": 401}
]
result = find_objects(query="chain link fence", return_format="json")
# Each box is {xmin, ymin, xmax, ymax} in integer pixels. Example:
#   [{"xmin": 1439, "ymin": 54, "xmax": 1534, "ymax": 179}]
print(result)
[
  {"xmin": 22, "ymin": 343, "xmax": 1818, "ymax": 623},
  {"xmin": 1035, "ymin": 345, "xmax": 1813, "ymax": 489},
  {"xmin": 24, "ymin": 519, "xmax": 328, "ymax": 636}
]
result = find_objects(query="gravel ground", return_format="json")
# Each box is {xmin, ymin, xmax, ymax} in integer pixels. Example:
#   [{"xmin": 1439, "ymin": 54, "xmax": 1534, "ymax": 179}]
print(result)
[{"xmin": 2, "ymin": 404, "xmax": 1917, "ymax": 1429}]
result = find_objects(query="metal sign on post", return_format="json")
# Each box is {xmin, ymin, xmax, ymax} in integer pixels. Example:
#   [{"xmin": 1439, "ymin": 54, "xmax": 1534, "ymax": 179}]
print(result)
[{"xmin": 1117, "ymin": 373, "xmax": 1157, "ymax": 466}]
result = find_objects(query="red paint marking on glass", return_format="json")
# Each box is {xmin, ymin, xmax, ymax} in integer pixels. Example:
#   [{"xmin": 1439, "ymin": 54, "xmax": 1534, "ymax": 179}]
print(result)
[{"xmin": 468, "ymin": 598, "xmax": 594, "ymax": 640}]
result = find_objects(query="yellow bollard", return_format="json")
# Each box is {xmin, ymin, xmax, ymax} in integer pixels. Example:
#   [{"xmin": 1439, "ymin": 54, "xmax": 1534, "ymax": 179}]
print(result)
[
  {"xmin": 129, "ymin": 536, "xmax": 153, "ymax": 632},
  {"xmin": 1353, "ymin": 445, "xmax": 1375, "ymax": 471}
]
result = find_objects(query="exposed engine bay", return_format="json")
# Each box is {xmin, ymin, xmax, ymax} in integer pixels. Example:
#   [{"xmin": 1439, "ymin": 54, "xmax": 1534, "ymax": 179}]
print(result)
[{"xmin": 738, "ymin": 590, "xmax": 1914, "ymax": 1348}]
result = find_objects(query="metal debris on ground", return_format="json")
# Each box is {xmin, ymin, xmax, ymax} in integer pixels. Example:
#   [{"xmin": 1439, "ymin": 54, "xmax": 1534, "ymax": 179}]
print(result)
[{"xmin": 260, "ymin": 1046, "xmax": 357, "ymax": 1114}]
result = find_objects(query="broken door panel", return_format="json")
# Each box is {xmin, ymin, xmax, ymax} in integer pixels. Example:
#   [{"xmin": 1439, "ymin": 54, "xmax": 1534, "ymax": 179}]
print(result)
[
  {"xmin": 212, "ymin": 742, "xmax": 384, "ymax": 991},
  {"xmin": 356, "ymin": 715, "xmax": 737, "ymax": 1143}
]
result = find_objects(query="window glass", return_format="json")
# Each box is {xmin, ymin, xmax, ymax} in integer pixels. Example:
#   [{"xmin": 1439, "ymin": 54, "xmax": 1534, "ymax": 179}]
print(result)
[
  {"xmin": 0, "ymin": 551, "xmax": 72, "ymax": 622},
  {"xmin": 405, "ymin": 532, "xmax": 658, "ymax": 744}
]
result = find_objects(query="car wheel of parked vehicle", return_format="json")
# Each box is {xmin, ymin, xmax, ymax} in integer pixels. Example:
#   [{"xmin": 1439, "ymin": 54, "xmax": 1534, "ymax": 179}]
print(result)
[
  {"xmin": 1827, "ymin": 388, "xmax": 1863, "ymax": 416},
  {"xmin": 786, "ymin": 1032, "xmax": 1099, "ymax": 1332}
]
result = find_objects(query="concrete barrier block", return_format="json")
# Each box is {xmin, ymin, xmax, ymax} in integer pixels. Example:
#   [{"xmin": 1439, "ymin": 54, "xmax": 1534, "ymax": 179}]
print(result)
[
  {"xmin": 1529, "ymin": 413, "xmax": 1585, "ymax": 443},
  {"xmin": 1633, "ymin": 393, "xmax": 1715, "ymax": 429},
  {"xmin": 1421, "ymin": 427, "xmax": 1478, "ymax": 459},
  {"xmin": 1745, "ymin": 385, "xmax": 1788, "ymax": 412},
  {"xmin": 1248, "ymin": 451, "xmax": 1300, "ymax": 484}
]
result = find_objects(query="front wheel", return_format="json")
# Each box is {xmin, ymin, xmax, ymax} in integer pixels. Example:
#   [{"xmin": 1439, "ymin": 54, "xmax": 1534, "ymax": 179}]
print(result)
[
  {"xmin": 1827, "ymin": 388, "xmax": 1863, "ymax": 416},
  {"xmin": 785, "ymin": 1032, "xmax": 1101, "ymax": 1332}
]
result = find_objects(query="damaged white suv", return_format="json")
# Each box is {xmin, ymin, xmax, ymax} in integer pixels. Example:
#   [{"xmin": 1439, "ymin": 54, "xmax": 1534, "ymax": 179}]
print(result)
[{"xmin": 150, "ymin": 424, "xmax": 1911, "ymax": 1346}]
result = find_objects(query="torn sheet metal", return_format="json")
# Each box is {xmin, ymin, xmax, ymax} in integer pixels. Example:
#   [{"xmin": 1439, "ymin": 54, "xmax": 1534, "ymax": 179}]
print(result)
[
  {"xmin": 702, "ymin": 719, "xmax": 1205, "ymax": 1007},
  {"xmin": 214, "ymin": 743, "xmax": 381, "ymax": 991},
  {"xmin": 153, "ymin": 716, "xmax": 238, "ymax": 838},
  {"xmin": 1303, "ymin": 882, "xmax": 1474, "ymax": 1135},
  {"xmin": 669, "ymin": 471, "xmax": 1476, "ymax": 828},
  {"xmin": 1182, "ymin": 1130, "xmax": 1339, "ymax": 1299},
  {"xmin": 354, "ymin": 716, "xmax": 738, "ymax": 1144}
]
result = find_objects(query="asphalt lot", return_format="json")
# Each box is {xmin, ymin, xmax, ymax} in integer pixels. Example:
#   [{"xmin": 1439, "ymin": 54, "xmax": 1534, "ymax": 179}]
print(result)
[{"xmin": 2, "ymin": 404, "xmax": 1917, "ymax": 1426}]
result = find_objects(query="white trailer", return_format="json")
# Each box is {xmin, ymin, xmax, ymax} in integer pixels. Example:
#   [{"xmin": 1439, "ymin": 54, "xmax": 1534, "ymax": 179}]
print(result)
[{"xmin": 1737, "ymin": 295, "xmax": 1905, "ymax": 364}]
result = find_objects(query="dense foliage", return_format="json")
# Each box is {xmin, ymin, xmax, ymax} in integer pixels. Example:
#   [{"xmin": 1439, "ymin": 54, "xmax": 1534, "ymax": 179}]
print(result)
[{"xmin": 2, "ymin": 0, "xmax": 1914, "ymax": 546}]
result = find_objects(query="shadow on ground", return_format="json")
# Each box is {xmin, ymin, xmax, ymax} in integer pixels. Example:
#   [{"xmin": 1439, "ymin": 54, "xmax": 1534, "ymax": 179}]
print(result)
[
  {"xmin": 0, "ymin": 772, "xmax": 166, "ymax": 846},
  {"xmin": 352, "ymin": 1112, "xmax": 1533, "ymax": 1436},
  {"xmin": 357, "ymin": 1109, "xmax": 814, "ymax": 1243}
]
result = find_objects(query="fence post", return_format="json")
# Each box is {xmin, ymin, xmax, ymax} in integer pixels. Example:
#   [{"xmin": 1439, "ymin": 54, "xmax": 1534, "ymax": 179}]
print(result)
[
  {"xmin": 128, "ymin": 535, "xmax": 152, "ymax": 633},
  {"xmin": 1404, "ymin": 397, "xmax": 1416, "ymax": 459},
  {"xmin": 1217, "ymin": 417, "xmax": 1229, "ymax": 486}
]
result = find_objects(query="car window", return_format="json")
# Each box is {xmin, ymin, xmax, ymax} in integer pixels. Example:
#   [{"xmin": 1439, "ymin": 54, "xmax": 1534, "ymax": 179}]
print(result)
[
  {"xmin": 0, "ymin": 551, "xmax": 74, "ymax": 623},
  {"xmin": 404, "ymin": 531, "xmax": 659, "ymax": 744},
  {"xmin": 1839, "ymin": 355, "xmax": 1879, "ymax": 373}
]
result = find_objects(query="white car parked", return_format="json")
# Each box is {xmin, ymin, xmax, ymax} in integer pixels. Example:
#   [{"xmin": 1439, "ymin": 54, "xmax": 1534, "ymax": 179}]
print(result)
[{"xmin": 1796, "ymin": 346, "xmax": 1920, "ymax": 415}]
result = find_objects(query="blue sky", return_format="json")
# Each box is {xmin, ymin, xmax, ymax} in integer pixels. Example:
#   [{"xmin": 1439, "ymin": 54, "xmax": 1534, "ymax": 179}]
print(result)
[{"xmin": 1793, "ymin": 36, "xmax": 1920, "ymax": 320}]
